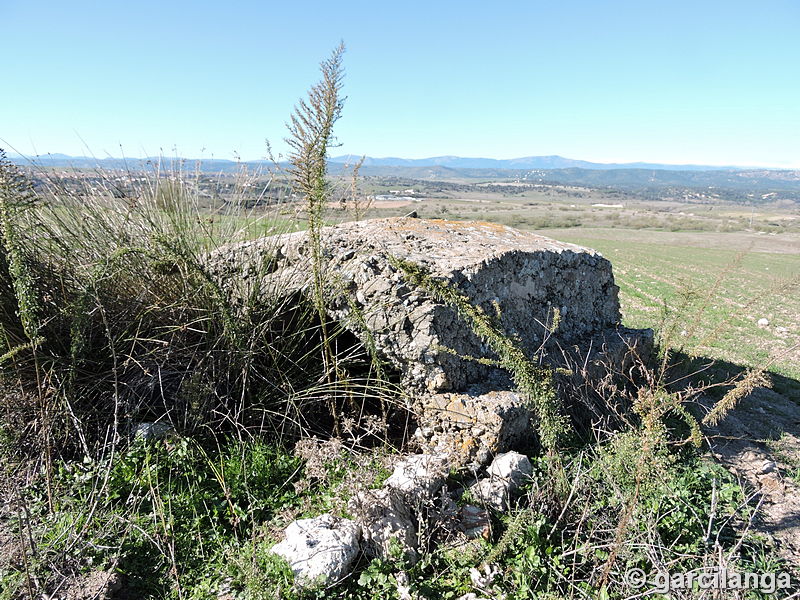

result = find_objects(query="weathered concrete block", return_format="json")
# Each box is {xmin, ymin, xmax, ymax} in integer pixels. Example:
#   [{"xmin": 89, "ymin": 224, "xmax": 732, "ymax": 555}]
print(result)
[
  {"xmin": 208, "ymin": 217, "xmax": 623, "ymax": 393},
  {"xmin": 413, "ymin": 387, "xmax": 532, "ymax": 466}
]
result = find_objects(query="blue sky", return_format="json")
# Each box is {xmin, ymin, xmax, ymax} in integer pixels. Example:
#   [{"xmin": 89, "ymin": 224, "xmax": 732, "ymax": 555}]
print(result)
[{"xmin": 2, "ymin": 0, "xmax": 798, "ymax": 167}]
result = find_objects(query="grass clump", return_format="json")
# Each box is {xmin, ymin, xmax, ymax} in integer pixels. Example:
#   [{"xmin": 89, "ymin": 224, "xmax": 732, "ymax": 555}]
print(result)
[
  {"xmin": 0, "ymin": 46, "xmax": 399, "ymax": 599},
  {"xmin": 0, "ymin": 151, "xmax": 41, "ymax": 348},
  {"xmin": 0, "ymin": 44, "xmax": 390, "ymax": 459},
  {"xmin": 1, "ymin": 435, "xmax": 306, "ymax": 597}
]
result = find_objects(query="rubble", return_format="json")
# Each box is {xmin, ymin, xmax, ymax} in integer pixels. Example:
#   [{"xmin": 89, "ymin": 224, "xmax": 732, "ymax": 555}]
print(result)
[
  {"xmin": 384, "ymin": 453, "xmax": 449, "ymax": 501},
  {"xmin": 215, "ymin": 218, "xmax": 655, "ymax": 586},
  {"xmin": 348, "ymin": 488, "xmax": 418, "ymax": 561}
]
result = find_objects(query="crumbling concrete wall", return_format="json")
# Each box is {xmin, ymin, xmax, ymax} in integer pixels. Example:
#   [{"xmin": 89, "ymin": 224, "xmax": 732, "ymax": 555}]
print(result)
[{"xmin": 208, "ymin": 217, "xmax": 626, "ymax": 394}]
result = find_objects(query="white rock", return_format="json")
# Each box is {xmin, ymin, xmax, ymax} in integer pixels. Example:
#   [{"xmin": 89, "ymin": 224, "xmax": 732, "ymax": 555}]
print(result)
[
  {"xmin": 470, "ymin": 451, "xmax": 532, "ymax": 511},
  {"xmin": 385, "ymin": 453, "xmax": 449, "ymax": 502},
  {"xmin": 757, "ymin": 318, "xmax": 770, "ymax": 327},
  {"xmin": 469, "ymin": 563, "xmax": 500, "ymax": 589},
  {"xmin": 395, "ymin": 571, "xmax": 413, "ymax": 600},
  {"xmin": 270, "ymin": 514, "xmax": 360, "ymax": 586},
  {"xmin": 132, "ymin": 421, "xmax": 174, "ymax": 440},
  {"xmin": 487, "ymin": 451, "xmax": 532, "ymax": 486}
]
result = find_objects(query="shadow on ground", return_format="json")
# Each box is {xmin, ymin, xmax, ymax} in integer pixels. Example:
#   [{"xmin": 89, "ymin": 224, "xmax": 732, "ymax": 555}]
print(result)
[{"xmin": 686, "ymin": 354, "xmax": 800, "ymax": 567}]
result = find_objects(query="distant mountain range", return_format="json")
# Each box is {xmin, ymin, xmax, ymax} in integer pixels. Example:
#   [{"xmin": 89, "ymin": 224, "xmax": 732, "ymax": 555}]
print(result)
[
  {"xmin": 7, "ymin": 152, "xmax": 800, "ymax": 193},
  {"xmin": 8, "ymin": 152, "xmax": 762, "ymax": 172},
  {"xmin": 330, "ymin": 154, "xmax": 750, "ymax": 172},
  {"xmin": 7, "ymin": 153, "xmax": 249, "ymax": 173}
]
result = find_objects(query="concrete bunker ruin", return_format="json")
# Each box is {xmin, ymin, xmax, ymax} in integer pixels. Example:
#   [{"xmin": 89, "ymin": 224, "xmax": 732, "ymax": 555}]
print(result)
[{"xmin": 208, "ymin": 217, "xmax": 652, "ymax": 461}]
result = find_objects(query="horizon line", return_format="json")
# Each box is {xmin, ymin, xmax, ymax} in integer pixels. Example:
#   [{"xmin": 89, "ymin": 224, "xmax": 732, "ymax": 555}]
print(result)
[{"xmin": 6, "ymin": 150, "xmax": 800, "ymax": 171}]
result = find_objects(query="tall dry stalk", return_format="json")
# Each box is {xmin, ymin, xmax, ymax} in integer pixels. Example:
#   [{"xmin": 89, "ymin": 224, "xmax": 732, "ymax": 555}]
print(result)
[{"xmin": 285, "ymin": 42, "xmax": 346, "ymax": 425}]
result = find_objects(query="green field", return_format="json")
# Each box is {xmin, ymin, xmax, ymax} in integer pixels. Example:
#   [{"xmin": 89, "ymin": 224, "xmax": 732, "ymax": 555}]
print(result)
[
  {"xmin": 358, "ymin": 181, "xmax": 799, "ymax": 390},
  {"xmin": 539, "ymin": 228, "xmax": 800, "ymax": 391}
]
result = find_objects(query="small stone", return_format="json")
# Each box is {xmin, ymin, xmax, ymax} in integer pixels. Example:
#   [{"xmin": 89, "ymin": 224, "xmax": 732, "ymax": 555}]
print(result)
[
  {"xmin": 487, "ymin": 451, "xmax": 532, "ymax": 487},
  {"xmin": 470, "ymin": 451, "xmax": 532, "ymax": 511},
  {"xmin": 759, "ymin": 460, "xmax": 778, "ymax": 475},
  {"xmin": 757, "ymin": 318, "xmax": 770, "ymax": 327},
  {"xmin": 395, "ymin": 572, "xmax": 414, "ymax": 600},
  {"xmin": 458, "ymin": 505, "xmax": 491, "ymax": 539}
]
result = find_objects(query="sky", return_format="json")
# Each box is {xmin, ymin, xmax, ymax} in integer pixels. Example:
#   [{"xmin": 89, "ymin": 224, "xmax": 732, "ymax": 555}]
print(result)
[{"xmin": 1, "ymin": 0, "xmax": 799, "ymax": 167}]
